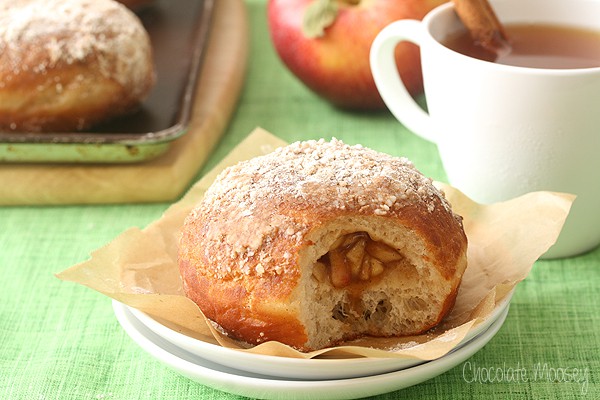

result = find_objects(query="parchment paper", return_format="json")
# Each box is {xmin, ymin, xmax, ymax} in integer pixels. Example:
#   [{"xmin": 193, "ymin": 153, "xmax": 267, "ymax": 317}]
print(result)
[{"xmin": 57, "ymin": 127, "xmax": 574, "ymax": 360}]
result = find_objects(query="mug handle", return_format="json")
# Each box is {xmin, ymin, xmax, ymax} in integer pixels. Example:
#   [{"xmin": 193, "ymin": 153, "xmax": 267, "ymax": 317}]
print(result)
[{"xmin": 370, "ymin": 20, "xmax": 437, "ymax": 143}]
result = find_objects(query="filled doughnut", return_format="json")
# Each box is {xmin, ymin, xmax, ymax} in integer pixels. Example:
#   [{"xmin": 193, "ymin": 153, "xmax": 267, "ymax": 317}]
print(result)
[
  {"xmin": 178, "ymin": 139, "xmax": 468, "ymax": 351},
  {"xmin": 0, "ymin": 0, "xmax": 155, "ymax": 132}
]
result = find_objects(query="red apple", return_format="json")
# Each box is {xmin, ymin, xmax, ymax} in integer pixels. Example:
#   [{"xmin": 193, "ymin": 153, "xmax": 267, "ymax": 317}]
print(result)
[{"xmin": 267, "ymin": 0, "xmax": 447, "ymax": 109}]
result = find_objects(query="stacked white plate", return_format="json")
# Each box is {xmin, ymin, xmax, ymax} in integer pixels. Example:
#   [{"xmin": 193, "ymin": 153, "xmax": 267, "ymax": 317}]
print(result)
[{"xmin": 113, "ymin": 296, "xmax": 511, "ymax": 400}]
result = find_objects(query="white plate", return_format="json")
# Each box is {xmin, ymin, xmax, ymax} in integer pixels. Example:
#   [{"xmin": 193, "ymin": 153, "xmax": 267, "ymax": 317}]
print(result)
[
  {"xmin": 124, "ymin": 293, "xmax": 512, "ymax": 380},
  {"xmin": 113, "ymin": 301, "xmax": 509, "ymax": 400}
]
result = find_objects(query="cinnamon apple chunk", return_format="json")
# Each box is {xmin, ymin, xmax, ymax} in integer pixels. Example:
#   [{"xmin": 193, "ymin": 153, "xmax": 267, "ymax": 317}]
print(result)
[{"xmin": 314, "ymin": 232, "xmax": 405, "ymax": 288}]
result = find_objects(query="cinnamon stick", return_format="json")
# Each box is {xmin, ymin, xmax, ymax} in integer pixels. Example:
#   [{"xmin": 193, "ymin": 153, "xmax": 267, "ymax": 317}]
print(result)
[{"xmin": 451, "ymin": 0, "xmax": 510, "ymax": 55}]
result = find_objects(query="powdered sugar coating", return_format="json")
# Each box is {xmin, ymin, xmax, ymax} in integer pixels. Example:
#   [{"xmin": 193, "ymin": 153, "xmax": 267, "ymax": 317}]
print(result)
[
  {"xmin": 0, "ymin": 0, "xmax": 152, "ymax": 96},
  {"xmin": 184, "ymin": 139, "xmax": 457, "ymax": 280}
]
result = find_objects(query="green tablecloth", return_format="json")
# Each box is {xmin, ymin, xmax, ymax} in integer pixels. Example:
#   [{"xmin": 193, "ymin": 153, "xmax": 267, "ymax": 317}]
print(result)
[{"xmin": 2, "ymin": 1, "xmax": 598, "ymax": 399}]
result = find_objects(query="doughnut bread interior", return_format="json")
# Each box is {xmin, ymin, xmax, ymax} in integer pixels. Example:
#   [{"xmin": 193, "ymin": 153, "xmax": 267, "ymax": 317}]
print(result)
[
  {"xmin": 0, "ymin": 0, "xmax": 155, "ymax": 132},
  {"xmin": 178, "ymin": 139, "xmax": 468, "ymax": 352}
]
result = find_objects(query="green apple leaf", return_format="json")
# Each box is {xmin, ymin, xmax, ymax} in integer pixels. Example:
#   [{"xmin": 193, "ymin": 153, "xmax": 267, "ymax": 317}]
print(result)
[{"xmin": 302, "ymin": 0, "xmax": 339, "ymax": 38}]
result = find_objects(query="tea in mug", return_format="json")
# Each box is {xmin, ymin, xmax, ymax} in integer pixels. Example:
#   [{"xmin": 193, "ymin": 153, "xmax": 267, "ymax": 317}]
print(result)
[{"xmin": 442, "ymin": 23, "xmax": 600, "ymax": 69}]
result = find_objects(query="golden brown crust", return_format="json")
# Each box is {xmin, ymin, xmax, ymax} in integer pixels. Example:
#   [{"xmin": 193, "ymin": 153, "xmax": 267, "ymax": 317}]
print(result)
[
  {"xmin": 179, "ymin": 139, "xmax": 468, "ymax": 350},
  {"xmin": 0, "ymin": 0, "xmax": 155, "ymax": 132}
]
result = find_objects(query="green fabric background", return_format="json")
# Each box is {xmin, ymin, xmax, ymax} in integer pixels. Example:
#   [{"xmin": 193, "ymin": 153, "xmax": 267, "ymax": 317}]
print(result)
[{"xmin": 1, "ymin": 1, "xmax": 598, "ymax": 399}]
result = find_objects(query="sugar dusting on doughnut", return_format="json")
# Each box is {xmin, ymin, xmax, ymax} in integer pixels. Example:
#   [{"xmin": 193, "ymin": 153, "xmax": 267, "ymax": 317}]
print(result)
[
  {"xmin": 189, "ymin": 138, "xmax": 458, "ymax": 279},
  {"xmin": 0, "ymin": 0, "xmax": 155, "ymax": 132},
  {"xmin": 0, "ymin": 0, "xmax": 150, "ymax": 92}
]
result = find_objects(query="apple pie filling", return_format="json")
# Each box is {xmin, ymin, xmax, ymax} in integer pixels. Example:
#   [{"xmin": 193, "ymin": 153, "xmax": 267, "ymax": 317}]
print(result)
[{"xmin": 312, "ymin": 232, "xmax": 405, "ymax": 288}]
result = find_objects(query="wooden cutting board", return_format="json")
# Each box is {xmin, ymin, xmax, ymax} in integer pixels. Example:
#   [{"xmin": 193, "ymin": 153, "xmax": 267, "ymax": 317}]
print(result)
[{"xmin": 0, "ymin": 0, "xmax": 248, "ymax": 205}]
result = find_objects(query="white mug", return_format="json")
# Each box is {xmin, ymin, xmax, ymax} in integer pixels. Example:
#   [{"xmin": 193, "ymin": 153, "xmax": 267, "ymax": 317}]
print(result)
[{"xmin": 370, "ymin": 0, "xmax": 600, "ymax": 258}]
